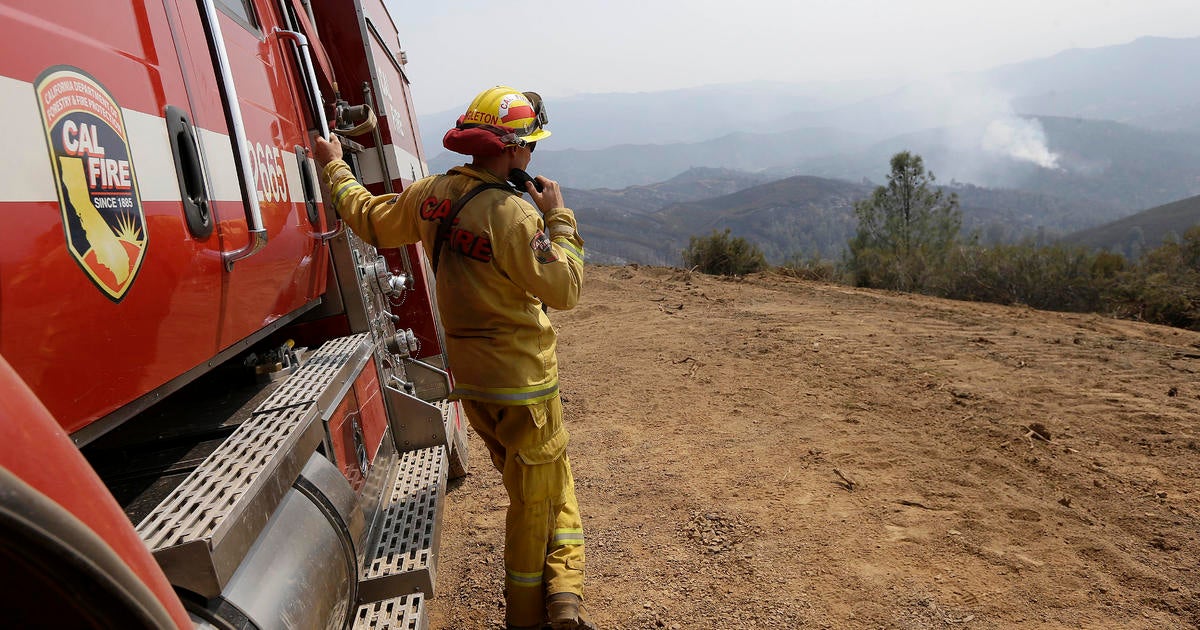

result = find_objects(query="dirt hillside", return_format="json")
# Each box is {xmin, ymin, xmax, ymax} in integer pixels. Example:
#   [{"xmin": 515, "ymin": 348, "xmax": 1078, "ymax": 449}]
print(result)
[{"xmin": 429, "ymin": 265, "xmax": 1200, "ymax": 630}]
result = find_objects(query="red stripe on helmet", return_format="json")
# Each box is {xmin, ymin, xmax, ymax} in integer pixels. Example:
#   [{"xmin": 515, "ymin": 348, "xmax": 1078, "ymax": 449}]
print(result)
[{"xmin": 500, "ymin": 104, "xmax": 535, "ymax": 124}]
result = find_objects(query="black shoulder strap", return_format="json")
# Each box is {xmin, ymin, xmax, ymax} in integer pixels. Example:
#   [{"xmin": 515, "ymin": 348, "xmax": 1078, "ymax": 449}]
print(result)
[{"xmin": 432, "ymin": 182, "xmax": 512, "ymax": 274}]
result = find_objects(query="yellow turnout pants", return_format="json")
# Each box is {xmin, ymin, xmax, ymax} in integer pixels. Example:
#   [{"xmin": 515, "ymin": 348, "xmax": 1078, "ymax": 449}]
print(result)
[{"xmin": 460, "ymin": 396, "xmax": 586, "ymax": 627}]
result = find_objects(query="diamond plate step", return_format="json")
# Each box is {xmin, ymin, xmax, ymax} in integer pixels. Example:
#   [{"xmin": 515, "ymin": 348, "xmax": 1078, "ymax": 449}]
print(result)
[
  {"xmin": 352, "ymin": 593, "xmax": 426, "ymax": 630},
  {"xmin": 257, "ymin": 333, "xmax": 372, "ymax": 415},
  {"xmin": 134, "ymin": 334, "xmax": 373, "ymax": 598},
  {"xmin": 359, "ymin": 445, "xmax": 448, "ymax": 603}
]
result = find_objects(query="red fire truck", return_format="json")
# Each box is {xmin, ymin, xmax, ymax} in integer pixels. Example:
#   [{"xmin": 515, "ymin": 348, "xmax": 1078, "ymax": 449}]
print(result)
[{"xmin": 0, "ymin": 0, "xmax": 467, "ymax": 627}]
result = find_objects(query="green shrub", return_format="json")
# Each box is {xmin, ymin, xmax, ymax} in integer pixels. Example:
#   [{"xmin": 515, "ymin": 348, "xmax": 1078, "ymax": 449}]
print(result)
[
  {"xmin": 682, "ymin": 229, "xmax": 767, "ymax": 276},
  {"xmin": 1106, "ymin": 226, "xmax": 1200, "ymax": 329},
  {"xmin": 935, "ymin": 241, "xmax": 1110, "ymax": 312},
  {"xmin": 845, "ymin": 245, "xmax": 941, "ymax": 292}
]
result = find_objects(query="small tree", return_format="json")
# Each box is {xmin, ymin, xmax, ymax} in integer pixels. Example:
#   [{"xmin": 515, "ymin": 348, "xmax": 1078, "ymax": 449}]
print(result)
[
  {"xmin": 848, "ymin": 151, "xmax": 962, "ymax": 291},
  {"xmin": 682, "ymin": 229, "xmax": 766, "ymax": 276}
]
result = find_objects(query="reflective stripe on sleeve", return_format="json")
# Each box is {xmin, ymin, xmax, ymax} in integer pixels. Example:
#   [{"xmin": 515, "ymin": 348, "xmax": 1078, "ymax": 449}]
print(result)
[
  {"xmin": 505, "ymin": 568, "xmax": 544, "ymax": 588},
  {"xmin": 553, "ymin": 238, "xmax": 584, "ymax": 265},
  {"xmin": 331, "ymin": 179, "xmax": 363, "ymax": 205},
  {"xmin": 550, "ymin": 527, "xmax": 585, "ymax": 548}
]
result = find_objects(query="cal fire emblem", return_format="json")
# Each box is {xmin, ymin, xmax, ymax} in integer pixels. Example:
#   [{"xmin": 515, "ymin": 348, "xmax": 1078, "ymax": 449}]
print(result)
[{"xmin": 36, "ymin": 67, "xmax": 147, "ymax": 302}]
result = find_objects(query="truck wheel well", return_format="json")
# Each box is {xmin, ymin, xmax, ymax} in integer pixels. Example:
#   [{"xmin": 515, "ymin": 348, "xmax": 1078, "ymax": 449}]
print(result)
[{"xmin": 0, "ymin": 466, "xmax": 176, "ymax": 629}]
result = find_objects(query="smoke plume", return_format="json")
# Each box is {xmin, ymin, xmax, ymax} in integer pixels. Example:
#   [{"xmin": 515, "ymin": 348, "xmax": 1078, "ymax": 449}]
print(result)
[{"xmin": 981, "ymin": 117, "xmax": 1061, "ymax": 169}]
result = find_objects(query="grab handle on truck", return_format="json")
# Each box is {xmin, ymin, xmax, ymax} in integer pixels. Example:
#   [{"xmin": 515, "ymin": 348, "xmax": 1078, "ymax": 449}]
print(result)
[
  {"xmin": 296, "ymin": 145, "xmax": 344, "ymax": 241},
  {"xmin": 198, "ymin": 0, "xmax": 267, "ymax": 271},
  {"xmin": 275, "ymin": 28, "xmax": 329, "ymax": 139},
  {"xmin": 314, "ymin": 219, "xmax": 345, "ymax": 242},
  {"xmin": 275, "ymin": 27, "xmax": 344, "ymax": 242},
  {"xmin": 165, "ymin": 106, "xmax": 213, "ymax": 240}
]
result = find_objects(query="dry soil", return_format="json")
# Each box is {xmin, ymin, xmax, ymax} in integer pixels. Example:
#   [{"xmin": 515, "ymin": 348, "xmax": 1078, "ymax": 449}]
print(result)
[{"xmin": 429, "ymin": 265, "xmax": 1200, "ymax": 629}]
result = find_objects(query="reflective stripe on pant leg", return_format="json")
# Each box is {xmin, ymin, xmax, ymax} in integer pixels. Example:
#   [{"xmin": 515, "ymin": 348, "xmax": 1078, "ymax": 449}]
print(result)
[
  {"xmin": 505, "ymin": 567, "xmax": 544, "ymax": 588},
  {"xmin": 545, "ymin": 454, "xmax": 586, "ymax": 598},
  {"xmin": 551, "ymin": 527, "xmax": 584, "ymax": 547}
]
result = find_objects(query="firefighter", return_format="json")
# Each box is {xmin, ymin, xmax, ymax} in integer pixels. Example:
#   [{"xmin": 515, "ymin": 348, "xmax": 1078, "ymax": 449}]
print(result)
[{"xmin": 313, "ymin": 86, "xmax": 594, "ymax": 630}]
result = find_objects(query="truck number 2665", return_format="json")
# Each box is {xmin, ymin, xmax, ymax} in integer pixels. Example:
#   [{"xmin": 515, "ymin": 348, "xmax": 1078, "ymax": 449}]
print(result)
[{"xmin": 248, "ymin": 141, "xmax": 289, "ymax": 204}]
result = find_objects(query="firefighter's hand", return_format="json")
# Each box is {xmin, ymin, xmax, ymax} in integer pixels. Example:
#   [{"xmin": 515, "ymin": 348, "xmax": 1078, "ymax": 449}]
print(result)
[
  {"xmin": 312, "ymin": 134, "xmax": 342, "ymax": 168},
  {"xmin": 527, "ymin": 176, "xmax": 565, "ymax": 214}
]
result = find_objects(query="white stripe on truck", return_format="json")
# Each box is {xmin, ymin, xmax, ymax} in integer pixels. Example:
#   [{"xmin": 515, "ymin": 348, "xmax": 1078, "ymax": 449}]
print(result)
[
  {"xmin": 0, "ymin": 74, "xmax": 321, "ymax": 206},
  {"xmin": 357, "ymin": 143, "xmax": 427, "ymax": 186},
  {"xmin": 0, "ymin": 74, "xmax": 59, "ymax": 202}
]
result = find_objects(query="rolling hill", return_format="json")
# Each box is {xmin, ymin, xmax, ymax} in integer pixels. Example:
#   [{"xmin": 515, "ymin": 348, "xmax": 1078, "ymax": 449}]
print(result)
[
  {"xmin": 567, "ymin": 167, "xmax": 772, "ymax": 214},
  {"xmin": 570, "ymin": 174, "xmax": 868, "ymax": 265},
  {"xmin": 572, "ymin": 171, "xmax": 1128, "ymax": 265},
  {"xmin": 1064, "ymin": 193, "xmax": 1200, "ymax": 256},
  {"xmin": 430, "ymin": 126, "xmax": 868, "ymax": 189},
  {"xmin": 652, "ymin": 176, "xmax": 866, "ymax": 263},
  {"xmin": 565, "ymin": 168, "xmax": 773, "ymax": 265}
]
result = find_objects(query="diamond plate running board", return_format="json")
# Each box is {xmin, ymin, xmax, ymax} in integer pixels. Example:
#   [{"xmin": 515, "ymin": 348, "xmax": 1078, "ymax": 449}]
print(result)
[
  {"xmin": 352, "ymin": 593, "xmax": 427, "ymax": 630},
  {"xmin": 135, "ymin": 334, "xmax": 373, "ymax": 597},
  {"xmin": 358, "ymin": 445, "xmax": 448, "ymax": 603}
]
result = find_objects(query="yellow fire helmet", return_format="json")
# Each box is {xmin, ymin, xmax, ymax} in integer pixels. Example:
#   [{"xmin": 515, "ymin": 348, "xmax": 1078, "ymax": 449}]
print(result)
[{"xmin": 444, "ymin": 86, "xmax": 550, "ymax": 156}]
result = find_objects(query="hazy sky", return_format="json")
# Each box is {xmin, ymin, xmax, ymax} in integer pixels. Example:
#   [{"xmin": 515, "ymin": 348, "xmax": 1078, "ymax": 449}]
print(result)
[{"xmin": 385, "ymin": 0, "xmax": 1200, "ymax": 116}]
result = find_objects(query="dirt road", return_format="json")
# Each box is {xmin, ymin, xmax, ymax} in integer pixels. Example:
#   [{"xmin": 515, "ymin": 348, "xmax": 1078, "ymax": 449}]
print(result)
[{"xmin": 429, "ymin": 265, "xmax": 1200, "ymax": 629}]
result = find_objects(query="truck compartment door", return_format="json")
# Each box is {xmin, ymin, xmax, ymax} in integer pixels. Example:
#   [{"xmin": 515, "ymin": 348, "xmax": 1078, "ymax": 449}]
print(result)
[
  {"xmin": 0, "ymin": 0, "xmax": 224, "ymax": 438},
  {"xmin": 166, "ymin": 0, "xmax": 333, "ymax": 354}
]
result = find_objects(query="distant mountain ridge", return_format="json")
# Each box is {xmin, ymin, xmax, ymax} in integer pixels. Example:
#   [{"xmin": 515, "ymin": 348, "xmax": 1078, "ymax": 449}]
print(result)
[
  {"xmin": 446, "ymin": 114, "xmax": 1200, "ymax": 217},
  {"xmin": 430, "ymin": 126, "xmax": 868, "ymax": 189},
  {"xmin": 770, "ymin": 116, "xmax": 1200, "ymax": 211},
  {"xmin": 988, "ymin": 36, "xmax": 1200, "ymax": 125},
  {"xmin": 567, "ymin": 167, "xmax": 772, "ymax": 214},
  {"xmin": 417, "ymin": 79, "xmax": 900, "ymax": 155},
  {"xmin": 572, "ymin": 171, "xmax": 1124, "ymax": 265},
  {"xmin": 779, "ymin": 36, "xmax": 1200, "ymax": 139}
]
